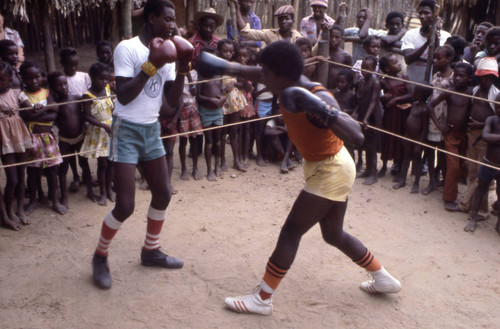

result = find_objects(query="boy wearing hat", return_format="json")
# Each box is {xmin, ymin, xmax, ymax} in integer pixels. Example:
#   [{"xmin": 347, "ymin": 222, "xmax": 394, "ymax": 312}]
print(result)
[
  {"xmin": 460, "ymin": 57, "xmax": 500, "ymax": 214},
  {"xmin": 299, "ymin": 0, "xmax": 336, "ymax": 45},
  {"xmin": 189, "ymin": 8, "xmax": 224, "ymax": 69},
  {"xmin": 239, "ymin": 5, "xmax": 302, "ymax": 46}
]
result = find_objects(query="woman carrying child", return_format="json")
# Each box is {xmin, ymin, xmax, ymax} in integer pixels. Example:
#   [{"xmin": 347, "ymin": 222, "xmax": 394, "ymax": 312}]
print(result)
[
  {"xmin": 80, "ymin": 63, "xmax": 114, "ymax": 206},
  {"xmin": 0, "ymin": 62, "xmax": 33, "ymax": 229}
]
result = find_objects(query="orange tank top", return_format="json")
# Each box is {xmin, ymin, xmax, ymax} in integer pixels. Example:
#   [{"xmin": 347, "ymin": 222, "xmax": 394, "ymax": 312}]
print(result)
[{"xmin": 279, "ymin": 85, "xmax": 343, "ymax": 162}]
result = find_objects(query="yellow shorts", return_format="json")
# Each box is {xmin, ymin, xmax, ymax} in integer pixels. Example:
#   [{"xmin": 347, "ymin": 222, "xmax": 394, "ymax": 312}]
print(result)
[{"xmin": 303, "ymin": 146, "xmax": 355, "ymax": 202}]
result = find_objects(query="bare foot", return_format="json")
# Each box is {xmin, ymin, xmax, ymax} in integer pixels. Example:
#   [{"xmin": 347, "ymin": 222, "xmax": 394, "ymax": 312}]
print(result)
[
  {"xmin": 356, "ymin": 170, "xmax": 369, "ymax": 178},
  {"xmin": 107, "ymin": 190, "xmax": 116, "ymax": 202},
  {"xmin": 444, "ymin": 201, "xmax": 460, "ymax": 212},
  {"xmin": 17, "ymin": 211, "xmax": 30, "ymax": 225},
  {"xmin": 411, "ymin": 183, "xmax": 419, "ymax": 194},
  {"xmin": 233, "ymin": 162, "xmax": 247, "ymax": 172},
  {"xmin": 421, "ymin": 183, "xmax": 435, "ymax": 195},
  {"xmin": 287, "ymin": 159, "xmax": 296, "ymax": 170},
  {"xmin": 60, "ymin": 195, "xmax": 69, "ymax": 209},
  {"xmin": 377, "ymin": 166, "xmax": 387, "ymax": 178},
  {"xmin": 220, "ymin": 161, "xmax": 228, "ymax": 172},
  {"xmin": 280, "ymin": 162, "xmax": 289, "ymax": 174},
  {"xmin": 192, "ymin": 169, "xmax": 202, "ymax": 180},
  {"xmin": 294, "ymin": 154, "xmax": 303, "ymax": 164},
  {"xmin": 464, "ymin": 217, "xmax": 478, "ymax": 232},
  {"xmin": 356, "ymin": 161, "xmax": 363, "ymax": 172},
  {"xmin": 169, "ymin": 185, "xmax": 179, "ymax": 195},
  {"xmin": 8, "ymin": 210, "xmax": 21, "ymax": 225},
  {"xmin": 256, "ymin": 157, "xmax": 268, "ymax": 166},
  {"xmin": 2, "ymin": 216, "xmax": 21, "ymax": 231},
  {"xmin": 215, "ymin": 167, "xmax": 223, "ymax": 177},
  {"xmin": 24, "ymin": 201, "xmax": 38, "ymax": 216},
  {"xmin": 52, "ymin": 201, "xmax": 68, "ymax": 215},
  {"xmin": 392, "ymin": 180, "xmax": 406, "ymax": 190},
  {"xmin": 180, "ymin": 169, "xmax": 189, "ymax": 181},
  {"xmin": 207, "ymin": 170, "xmax": 216, "ymax": 181},
  {"xmin": 69, "ymin": 180, "xmax": 80, "ymax": 192},
  {"xmin": 363, "ymin": 176, "xmax": 377, "ymax": 186},
  {"xmin": 97, "ymin": 195, "xmax": 107, "ymax": 206},
  {"xmin": 87, "ymin": 191, "xmax": 98, "ymax": 203}
]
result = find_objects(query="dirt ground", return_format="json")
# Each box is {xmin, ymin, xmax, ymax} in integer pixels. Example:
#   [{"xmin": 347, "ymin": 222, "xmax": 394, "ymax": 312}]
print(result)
[{"xmin": 0, "ymin": 147, "xmax": 499, "ymax": 329}]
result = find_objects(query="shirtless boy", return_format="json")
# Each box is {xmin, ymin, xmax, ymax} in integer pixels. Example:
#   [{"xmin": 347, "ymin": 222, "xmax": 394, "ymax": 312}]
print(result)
[
  {"xmin": 353, "ymin": 55, "xmax": 381, "ymax": 185},
  {"xmin": 464, "ymin": 92, "xmax": 500, "ymax": 234},
  {"xmin": 197, "ymin": 48, "xmax": 226, "ymax": 181},
  {"xmin": 48, "ymin": 72, "xmax": 94, "ymax": 208},
  {"xmin": 326, "ymin": 25, "xmax": 352, "ymax": 91},
  {"xmin": 428, "ymin": 62, "xmax": 473, "ymax": 211},
  {"xmin": 460, "ymin": 58, "xmax": 499, "ymax": 214},
  {"xmin": 393, "ymin": 85, "xmax": 431, "ymax": 192},
  {"xmin": 334, "ymin": 69, "xmax": 356, "ymax": 159}
]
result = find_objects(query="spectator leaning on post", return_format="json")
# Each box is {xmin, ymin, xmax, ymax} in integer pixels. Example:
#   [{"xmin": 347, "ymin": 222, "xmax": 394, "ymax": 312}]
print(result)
[
  {"xmin": 299, "ymin": 0, "xmax": 335, "ymax": 46},
  {"xmin": 239, "ymin": 5, "xmax": 302, "ymax": 47},
  {"xmin": 227, "ymin": 0, "xmax": 263, "ymax": 49}
]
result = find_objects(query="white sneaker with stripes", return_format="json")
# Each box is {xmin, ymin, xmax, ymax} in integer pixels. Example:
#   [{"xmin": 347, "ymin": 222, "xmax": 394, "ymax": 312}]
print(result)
[
  {"xmin": 360, "ymin": 267, "xmax": 401, "ymax": 294},
  {"xmin": 224, "ymin": 288, "xmax": 273, "ymax": 315}
]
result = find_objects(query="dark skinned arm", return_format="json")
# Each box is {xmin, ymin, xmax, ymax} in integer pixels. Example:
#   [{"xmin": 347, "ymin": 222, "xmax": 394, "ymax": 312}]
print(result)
[
  {"xmin": 482, "ymin": 116, "xmax": 500, "ymax": 144},
  {"xmin": 358, "ymin": 8, "xmax": 373, "ymax": 40},
  {"xmin": 362, "ymin": 79, "xmax": 380, "ymax": 126}
]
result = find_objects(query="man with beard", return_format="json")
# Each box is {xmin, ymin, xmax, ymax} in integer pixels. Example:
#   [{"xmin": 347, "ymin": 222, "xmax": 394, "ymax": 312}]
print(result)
[{"xmin": 239, "ymin": 5, "xmax": 302, "ymax": 47}]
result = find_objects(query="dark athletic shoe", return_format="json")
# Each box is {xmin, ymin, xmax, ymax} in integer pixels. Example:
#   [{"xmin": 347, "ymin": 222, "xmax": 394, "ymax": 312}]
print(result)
[
  {"xmin": 92, "ymin": 253, "xmax": 112, "ymax": 289},
  {"xmin": 141, "ymin": 248, "xmax": 184, "ymax": 269}
]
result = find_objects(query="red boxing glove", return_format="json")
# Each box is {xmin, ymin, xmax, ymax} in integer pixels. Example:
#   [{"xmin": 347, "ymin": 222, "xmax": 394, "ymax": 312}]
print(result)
[
  {"xmin": 149, "ymin": 38, "xmax": 177, "ymax": 68},
  {"xmin": 171, "ymin": 35, "xmax": 194, "ymax": 72}
]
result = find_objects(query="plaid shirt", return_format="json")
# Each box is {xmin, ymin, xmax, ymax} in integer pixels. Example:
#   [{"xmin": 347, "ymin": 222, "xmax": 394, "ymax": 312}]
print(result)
[
  {"xmin": 299, "ymin": 14, "xmax": 335, "ymax": 44},
  {"xmin": 189, "ymin": 32, "xmax": 221, "ymax": 70},
  {"xmin": 227, "ymin": 11, "xmax": 262, "ymax": 48}
]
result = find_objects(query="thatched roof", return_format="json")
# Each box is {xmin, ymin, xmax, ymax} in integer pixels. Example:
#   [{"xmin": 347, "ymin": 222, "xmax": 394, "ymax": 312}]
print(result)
[{"xmin": 412, "ymin": 0, "xmax": 478, "ymax": 10}]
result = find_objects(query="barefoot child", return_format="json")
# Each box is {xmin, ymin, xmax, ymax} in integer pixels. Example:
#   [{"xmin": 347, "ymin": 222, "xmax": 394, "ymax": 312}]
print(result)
[
  {"xmin": 352, "ymin": 35, "xmax": 381, "ymax": 85},
  {"xmin": 19, "ymin": 61, "xmax": 65, "ymax": 215},
  {"xmin": 80, "ymin": 63, "xmax": 114, "ymax": 206},
  {"xmin": 428, "ymin": 62, "xmax": 473, "ymax": 211},
  {"xmin": 378, "ymin": 53, "xmax": 412, "ymax": 178},
  {"xmin": 197, "ymin": 48, "xmax": 226, "ymax": 181},
  {"xmin": 461, "ymin": 57, "xmax": 499, "ymax": 214},
  {"xmin": 198, "ymin": 41, "xmax": 401, "ymax": 315},
  {"xmin": 352, "ymin": 55, "xmax": 381, "ymax": 185},
  {"xmin": 59, "ymin": 47, "xmax": 92, "ymax": 191},
  {"xmin": 49, "ymin": 72, "xmax": 94, "ymax": 208},
  {"xmin": 393, "ymin": 85, "xmax": 431, "ymax": 192},
  {"xmin": 334, "ymin": 68, "xmax": 356, "ymax": 159},
  {"xmin": 464, "ymin": 92, "xmax": 500, "ymax": 234},
  {"xmin": 320, "ymin": 25, "xmax": 352, "ymax": 91},
  {"xmin": 178, "ymin": 70, "xmax": 202, "ymax": 181},
  {"xmin": 0, "ymin": 62, "xmax": 33, "ymax": 229},
  {"xmin": 96, "ymin": 40, "xmax": 114, "ymax": 68},
  {"xmin": 219, "ymin": 39, "xmax": 246, "ymax": 172}
]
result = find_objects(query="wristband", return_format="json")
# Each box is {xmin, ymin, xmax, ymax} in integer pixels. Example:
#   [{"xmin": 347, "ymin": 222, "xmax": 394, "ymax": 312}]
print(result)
[{"xmin": 141, "ymin": 61, "xmax": 157, "ymax": 77}]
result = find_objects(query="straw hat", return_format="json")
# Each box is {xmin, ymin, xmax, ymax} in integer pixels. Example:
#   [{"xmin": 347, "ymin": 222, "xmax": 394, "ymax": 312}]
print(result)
[{"xmin": 194, "ymin": 7, "xmax": 224, "ymax": 27}]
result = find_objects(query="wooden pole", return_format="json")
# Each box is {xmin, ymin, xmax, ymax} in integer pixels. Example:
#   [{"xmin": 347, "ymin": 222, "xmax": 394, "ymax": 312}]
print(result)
[
  {"xmin": 121, "ymin": 0, "xmax": 133, "ymax": 39},
  {"xmin": 317, "ymin": 30, "xmax": 329, "ymax": 87},
  {"xmin": 292, "ymin": 0, "xmax": 299, "ymax": 30},
  {"xmin": 40, "ymin": 0, "xmax": 56, "ymax": 72},
  {"xmin": 229, "ymin": 2, "xmax": 239, "ymax": 42},
  {"xmin": 424, "ymin": 5, "xmax": 440, "ymax": 83}
]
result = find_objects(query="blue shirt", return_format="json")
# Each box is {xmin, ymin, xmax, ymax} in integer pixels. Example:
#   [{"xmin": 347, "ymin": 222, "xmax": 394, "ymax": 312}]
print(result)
[{"xmin": 227, "ymin": 11, "xmax": 262, "ymax": 48}]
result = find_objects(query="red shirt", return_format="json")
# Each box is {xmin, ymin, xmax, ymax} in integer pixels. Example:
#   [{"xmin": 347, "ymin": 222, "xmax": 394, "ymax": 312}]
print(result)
[{"xmin": 188, "ymin": 32, "xmax": 221, "ymax": 70}]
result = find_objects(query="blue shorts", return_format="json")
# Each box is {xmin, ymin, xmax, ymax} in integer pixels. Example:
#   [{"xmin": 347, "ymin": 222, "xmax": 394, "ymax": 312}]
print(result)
[
  {"xmin": 255, "ymin": 99, "xmax": 273, "ymax": 118},
  {"xmin": 199, "ymin": 106, "xmax": 223, "ymax": 128},
  {"xmin": 109, "ymin": 116, "xmax": 165, "ymax": 164},
  {"xmin": 477, "ymin": 158, "xmax": 500, "ymax": 184}
]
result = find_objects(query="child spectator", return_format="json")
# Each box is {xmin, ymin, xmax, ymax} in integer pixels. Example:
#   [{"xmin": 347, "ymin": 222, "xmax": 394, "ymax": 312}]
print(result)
[
  {"xmin": 334, "ymin": 68, "xmax": 356, "ymax": 159},
  {"xmin": 59, "ymin": 47, "xmax": 91, "ymax": 97},
  {"xmin": 474, "ymin": 27, "xmax": 500, "ymax": 88},
  {"xmin": 234, "ymin": 44, "xmax": 256, "ymax": 164},
  {"xmin": 352, "ymin": 55, "xmax": 381, "ymax": 185},
  {"xmin": 378, "ymin": 53, "xmax": 412, "ymax": 178},
  {"xmin": 460, "ymin": 57, "xmax": 499, "ymax": 214},
  {"xmin": 254, "ymin": 81, "xmax": 273, "ymax": 166},
  {"xmin": 393, "ymin": 84, "xmax": 432, "ymax": 192},
  {"xmin": 463, "ymin": 22, "xmax": 493, "ymax": 64},
  {"xmin": 312, "ymin": 25, "xmax": 352, "ymax": 91},
  {"xmin": 428, "ymin": 62, "xmax": 473, "ymax": 211},
  {"xmin": 445, "ymin": 35, "xmax": 466, "ymax": 67},
  {"xmin": 219, "ymin": 39, "xmax": 246, "ymax": 172},
  {"xmin": 421, "ymin": 45, "xmax": 455, "ymax": 195},
  {"xmin": 19, "ymin": 61, "xmax": 65, "ymax": 215},
  {"xmin": 178, "ymin": 70, "xmax": 202, "ymax": 181},
  {"xmin": 197, "ymin": 48, "xmax": 226, "ymax": 181},
  {"xmin": 352, "ymin": 35, "xmax": 382, "ymax": 85},
  {"xmin": 96, "ymin": 40, "xmax": 114, "ymax": 68},
  {"xmin": 379, "ymin": 11, "xmax": 407, "ymax": 73},
  {"xmin": 464, "ymin": 92, "xmax": 500, "ymax": 234},
  {"xmin": 296, "ymin": 37, "xmax": 322, "ymax": 80},
  {"xmin": 80, "ymin": 63, "xmax": 114, "ymax": 206},
  {"xmin": 0, "ymin": 39, "xmax": 22, "ymax": 89},
  {"xmin": 49, "ymin": 71, "xmax": 94, "ymax": 207},
  {"xmin": 0, "ymin": 62, "xmax": 34, "ymax": 229}
]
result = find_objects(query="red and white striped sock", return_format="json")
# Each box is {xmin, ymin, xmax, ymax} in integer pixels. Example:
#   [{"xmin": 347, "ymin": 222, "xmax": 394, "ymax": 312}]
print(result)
[
  {"xmin": 143, "ymin": 206, "xmax": 166, "ymax": 251},
  {"xmin": 95, "ymin": 212, "xmax": 122, "ymax": 257}
]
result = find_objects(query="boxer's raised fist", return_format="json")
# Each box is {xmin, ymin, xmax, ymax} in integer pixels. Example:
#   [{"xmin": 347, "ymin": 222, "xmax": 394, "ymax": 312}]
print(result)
[{"xmin": 149, "ymin": 38, "xmax": 177, "ymax": 68}]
